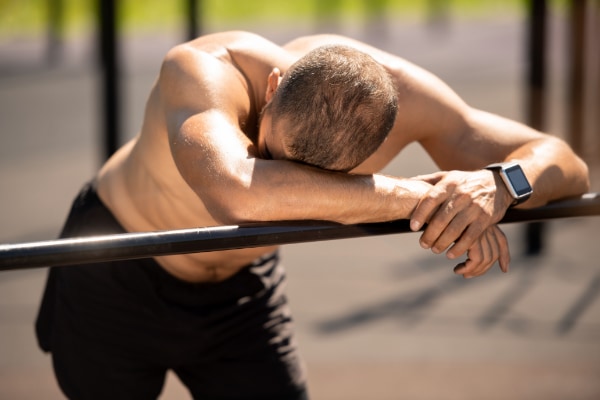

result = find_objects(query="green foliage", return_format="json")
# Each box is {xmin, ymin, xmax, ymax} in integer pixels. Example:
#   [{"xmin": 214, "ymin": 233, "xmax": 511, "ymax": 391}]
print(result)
[{"xmin": 0, "ymin": 0, "xmax": 532, "ymax": 38}]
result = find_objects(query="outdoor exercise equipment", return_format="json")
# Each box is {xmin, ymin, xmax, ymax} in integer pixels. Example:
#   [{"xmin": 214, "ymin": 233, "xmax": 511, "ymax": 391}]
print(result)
[{"xmin": 1, "ymin": 193, "xmax": 598, "ymax": 272}]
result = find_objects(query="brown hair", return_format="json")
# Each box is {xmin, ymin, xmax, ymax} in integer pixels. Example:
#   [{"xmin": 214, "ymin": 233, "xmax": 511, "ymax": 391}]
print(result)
[{"xmin": 269, "ymin": 45, "xmax": 397, "ymax": 171}]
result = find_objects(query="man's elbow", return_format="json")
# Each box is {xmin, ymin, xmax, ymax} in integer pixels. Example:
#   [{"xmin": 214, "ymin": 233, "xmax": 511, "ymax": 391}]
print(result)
[
  {"xmin": 207, "ymin": 197, "xmax": 265, "ymax": 225},
  {"xmin": 199, "ymin": 178, "xmax": 269, "ymax": 225},
  {"xmin": 546, "ymin": 137, "xmax": 591, "ymax": 196},
  {"xmin": 576, "ymin": 157, "xmax": 591, "ymax": 194},
  {"xmin": 563, "ymin": 139, "xmax": 591, "ymax": 195}
]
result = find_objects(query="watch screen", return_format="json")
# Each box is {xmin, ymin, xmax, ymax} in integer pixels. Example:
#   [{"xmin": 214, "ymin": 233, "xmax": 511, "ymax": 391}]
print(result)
[{"xmin": 505, "ymin": 165, "xmax": 532, "ymax": 195}]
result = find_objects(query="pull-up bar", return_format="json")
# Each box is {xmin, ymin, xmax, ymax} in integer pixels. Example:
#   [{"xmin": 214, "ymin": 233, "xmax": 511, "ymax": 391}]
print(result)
[{"xmin": 0, "ymin": 193, "xmax": 598, "ymax": 272}]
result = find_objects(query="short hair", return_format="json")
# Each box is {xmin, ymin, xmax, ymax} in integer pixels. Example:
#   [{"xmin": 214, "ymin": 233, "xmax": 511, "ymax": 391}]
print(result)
[{"xmin": 268, "ymin": 44, "xmax": 398, "ymax": 171}]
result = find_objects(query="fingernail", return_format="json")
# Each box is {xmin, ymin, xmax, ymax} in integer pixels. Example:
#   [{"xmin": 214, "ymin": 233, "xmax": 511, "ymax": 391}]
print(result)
[
  {"xmin": 411, "ymin": 220, "xmax": 421, "ymax": 231},
  {"xmin": 420, "ymin": 240, "xmax": 430, "ymax": 249}
]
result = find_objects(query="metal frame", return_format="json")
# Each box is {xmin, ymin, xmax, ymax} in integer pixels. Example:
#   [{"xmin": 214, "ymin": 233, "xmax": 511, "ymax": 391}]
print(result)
[{"xmin": 1, "ymin": 193, "xmax": 598, "ymax": 272}]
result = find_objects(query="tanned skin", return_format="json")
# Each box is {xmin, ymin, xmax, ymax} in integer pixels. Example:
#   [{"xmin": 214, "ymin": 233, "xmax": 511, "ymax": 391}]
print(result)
[{"xmin": 96, "ymin": 31, "xmax": 589, "ymax": 282}]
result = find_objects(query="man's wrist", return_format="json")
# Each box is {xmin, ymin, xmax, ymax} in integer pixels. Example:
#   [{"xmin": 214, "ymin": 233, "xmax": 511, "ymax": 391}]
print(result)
[
  {"xmin": 373, "ymin": 175, "xmax": 419, "ymax": 220},
  {"xmin": 485, "ymin": 162, "xmax": 533, "ymax": 206},
  {"xmin": 488, "ymin": 169, "xmax": 517, "ymax": 209}
]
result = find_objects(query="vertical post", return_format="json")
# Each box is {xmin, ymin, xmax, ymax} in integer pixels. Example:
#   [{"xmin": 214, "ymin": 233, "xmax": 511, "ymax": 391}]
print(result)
[
  {"xmin": 596, "ymin": 1, "xmax": 600, "ymax": 161},
  {"xmin": 524, "ymin": 0, "xmax": 547, "ymax": 255},
  {"xmin": 595, "ymin": 1, "xmax": 600, "ymax": 162},
  {"xmin": 186, "ymin": 0, "xmax": 201, "ymax": 41},
  {"xmin": 98, "ymin": 0, "xmax": 120, "ymax": 161},
  {"xmin": 46, "ymin": 0, "xmax": 63, "ymax": 65},
  {"xmin": 426, "ymin": 0, "xmax": 451, "ymax": 31},
  {"xmin": 364, "ymin": 0, "xmax": 390, "ymax": 42},
  {"xmin": 526, "ymin": 0, "xmax": 546, "ymax": 130},
  {"xmin": 315, "ymin": 0, "xmax": 343, "ymax": 33},
  {"xmin": 567, "ymin": 0, "xmax": 586, "ymax": 156}
]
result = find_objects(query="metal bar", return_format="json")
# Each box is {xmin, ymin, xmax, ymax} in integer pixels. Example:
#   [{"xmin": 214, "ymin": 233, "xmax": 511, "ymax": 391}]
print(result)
[{"xmin": 0, "ymin": 194, "xmax": 598, "ymax": 272}]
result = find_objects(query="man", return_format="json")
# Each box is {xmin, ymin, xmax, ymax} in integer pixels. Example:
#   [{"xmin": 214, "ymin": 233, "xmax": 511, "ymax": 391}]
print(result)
[{"xmin": 36, "ymin": 31, "xmax": 589, "ymax": 399}]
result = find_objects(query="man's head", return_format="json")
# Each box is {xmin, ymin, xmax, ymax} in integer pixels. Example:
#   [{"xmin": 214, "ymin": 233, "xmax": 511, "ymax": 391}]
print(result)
[{"xmin": 259, "ymin": 45, "xmax": 398, "ymax": 172}]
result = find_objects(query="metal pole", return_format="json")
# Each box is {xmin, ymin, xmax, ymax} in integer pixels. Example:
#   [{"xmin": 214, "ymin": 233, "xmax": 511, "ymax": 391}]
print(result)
[
  {"xmin": 46, "ymin": 0, "xmax": 63, "ymax": 65},
  {"xmin": 1, "ymin": 194, "xmax": 598, "ymax": 272},
  {"xmin": 186, "ymin": 0, "xmax": 201, "ymax": 41},
  {"xmin": 595, "ymin": 0, "xmax": 600, "ymax": 162},
  {"xmin": 567, "ymin": 0, "xmax": 586, "ymax": 155},
  {"xmin": 98, "ymin": 0, "xmax": 120, "ymax": 160},
  {"xmin": 524, "ymin": 0, "xmax": 548, "ymax": 255}
]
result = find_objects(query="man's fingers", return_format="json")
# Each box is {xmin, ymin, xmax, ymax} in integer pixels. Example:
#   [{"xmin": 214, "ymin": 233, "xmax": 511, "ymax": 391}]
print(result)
[
  {"xmin": 445, "ymin": 219, "xmax": 485, "ymax": 259},
  {"xmin": 473, "ymin": 229, "xmax": 496, "ymax": 277},
  {"xmin": 453, "ymin": 226, "xmax": 510, "ymax": 278},
  {"xmin": 453, "ymin": 236, "xmax": 483, "ymax": 277},
  {"xmin": 492, "ymin": 226, "xmax": 511, "ymax": 273},
  {"xmin": 418, "ymin": 203, "xmax": 460, "ymax": 251},
  {"xmin": 462, "ymin": 230, "xmax": 493, "ymax": 278},
  {"xmin": 410, "ymin": 186, "xmax": 449, "ymax": 232},
  {"xmin": 414, "ymin": 186, "xmax": 471, "ymax": 247},
  {"xmin": 416, "ymin": 191, "xmax": 482, "ymax": 253},
  {"xmin": 410, "ymin": 171, "xmax": 446, "ymax": 185}
]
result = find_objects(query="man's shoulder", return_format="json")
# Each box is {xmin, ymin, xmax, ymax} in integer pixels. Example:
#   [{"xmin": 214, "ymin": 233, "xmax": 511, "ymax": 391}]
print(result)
[
  {"xmin": 157, "ymin": 33, "xmax": 255, "ymax": 95},
  {"xmin": 160, "ymin": 31, "xmax": 289, "ymax": 86},
  {"xmin": 154, "ymin": 32, "xmax": 278, "ymax": 130},
  {"xmin": 172, "ymin": 31, "xmax": 282, "ymax": 59}
]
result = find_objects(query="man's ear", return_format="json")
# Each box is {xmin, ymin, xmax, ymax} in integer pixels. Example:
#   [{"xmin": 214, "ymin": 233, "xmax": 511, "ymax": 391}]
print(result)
[{"xmin": 265, "ymin": 68, "xmax": 282, "ymax": 103}]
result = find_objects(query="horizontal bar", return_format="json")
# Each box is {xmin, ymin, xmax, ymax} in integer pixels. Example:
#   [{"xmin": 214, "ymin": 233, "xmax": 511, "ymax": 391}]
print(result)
[{"xmin": 0, "ymin": 193, "xmax": 598, "ymax": 272}]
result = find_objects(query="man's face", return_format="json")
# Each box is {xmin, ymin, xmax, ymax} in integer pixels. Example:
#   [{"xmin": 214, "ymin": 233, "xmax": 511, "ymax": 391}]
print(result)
[{"xmin": 257, "ymin": 109, "xmax": 287, "ymax": 161}]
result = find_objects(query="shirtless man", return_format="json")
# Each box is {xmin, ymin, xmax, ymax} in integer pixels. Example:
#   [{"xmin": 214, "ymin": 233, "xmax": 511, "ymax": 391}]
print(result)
[{"xmin": 36, "ymin": 31, "xmax": 589, "ymax": 399}]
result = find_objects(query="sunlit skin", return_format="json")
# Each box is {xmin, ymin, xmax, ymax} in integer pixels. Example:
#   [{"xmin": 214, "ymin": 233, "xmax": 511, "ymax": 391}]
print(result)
[
  {"xmin": 257, "ymin": 112, "xmax": 285, "ymax": 162},
  {"xmin": 95, "ymin": 31, "xmax": 589, "ymax": 282},
  {"xmin": 256, "ymin": 68, "xmax": 290, "ymax": 163},
  {"xmin": 257, "ymin": 103, "xmax": 512, "ymax": 278}
]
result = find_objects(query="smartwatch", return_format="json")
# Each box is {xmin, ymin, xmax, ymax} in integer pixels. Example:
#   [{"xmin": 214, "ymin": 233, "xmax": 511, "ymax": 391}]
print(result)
[{"xmin": 485, "ymin": 162, "xmax": 533, "ymax": 206}]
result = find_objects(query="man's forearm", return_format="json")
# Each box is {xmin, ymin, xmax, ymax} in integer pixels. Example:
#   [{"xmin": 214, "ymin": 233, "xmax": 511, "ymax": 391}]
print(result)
[
  {"xmin": 214, "ymin": 158, "xmax": 429, "ymax": 225},
  {"xmin": 504, "ymin": 136, "xmax": 590, "ymax": 208},
  {"xmin": 456, "ymin": 109, "xmax": 590, "ymax": 209}
]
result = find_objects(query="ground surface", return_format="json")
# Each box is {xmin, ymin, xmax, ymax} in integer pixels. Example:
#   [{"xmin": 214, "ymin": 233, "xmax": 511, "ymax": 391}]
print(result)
[{"xmin": 1, "ymin": 9, "xmax": 599, "ymax": 400}]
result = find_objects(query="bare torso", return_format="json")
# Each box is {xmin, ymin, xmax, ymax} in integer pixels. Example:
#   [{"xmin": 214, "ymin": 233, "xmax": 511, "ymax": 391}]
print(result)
[
  {"xmin": 96, "ymin": 32, "xmax": 367, "ymax": 282},
  {"xmin": 91, "ymin": 29, "xmax": 581, "ymax": 284},
  {"xmin": 92, "ymin": 29, "xmax": 472, "ymax": 282}
]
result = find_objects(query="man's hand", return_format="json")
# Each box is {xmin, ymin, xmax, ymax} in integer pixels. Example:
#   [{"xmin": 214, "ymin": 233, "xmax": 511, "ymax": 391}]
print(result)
[
  {"xmin": 453, "ymin": 224, "xmax": 510, "ymax": 278},
  {"xmin": 409, "ymin": 169, "xmax": 513, "ymax": 260}
]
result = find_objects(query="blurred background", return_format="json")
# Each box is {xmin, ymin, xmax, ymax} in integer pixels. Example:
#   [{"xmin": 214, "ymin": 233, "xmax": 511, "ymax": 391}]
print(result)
[{"xmin": 1, "ymin": 0, "xmax": 599, "ymax": 399}]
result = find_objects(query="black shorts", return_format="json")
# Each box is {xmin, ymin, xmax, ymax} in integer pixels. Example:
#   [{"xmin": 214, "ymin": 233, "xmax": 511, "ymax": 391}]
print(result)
[{"xmin": 36, "ymin": 182, "xmax": 308, "ymax": 400}]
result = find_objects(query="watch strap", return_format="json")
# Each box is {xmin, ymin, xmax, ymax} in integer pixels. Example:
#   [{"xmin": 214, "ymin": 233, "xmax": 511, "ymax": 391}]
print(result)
[{"xmin": 485, "ymin": 162, "xmax": 532, "ymax": 206}]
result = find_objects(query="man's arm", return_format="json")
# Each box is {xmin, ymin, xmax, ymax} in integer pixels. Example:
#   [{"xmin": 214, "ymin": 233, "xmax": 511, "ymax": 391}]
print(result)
[
  {"xmin": 310, "ymin": 34, "xmax": 588, "ymax": 274},
  {"xmin": 159, "ymin": 42, "xmax": 431, "ymax": 226},
  {"xmin": 289, "ymin": 34, "xmax": 589, "ymax": 206},
  {"xmin": 382, "ymin": 53, "xmax": 590, "ymax": 258},
  {"xmin": 409, "ymin": 115, "xmax": 589, "ymax": 278},
  {"xmin": 409, "ymin": 106, "xmax": 590, "ymax": 258}
]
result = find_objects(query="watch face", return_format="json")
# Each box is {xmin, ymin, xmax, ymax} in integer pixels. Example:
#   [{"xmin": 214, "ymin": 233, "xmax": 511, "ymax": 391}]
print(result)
[{"xmin": 504, "ymin": 164, "xmax": 533, "ymax": 196}]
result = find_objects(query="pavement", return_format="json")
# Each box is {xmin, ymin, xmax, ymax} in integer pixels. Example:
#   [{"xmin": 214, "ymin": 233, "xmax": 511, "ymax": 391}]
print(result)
[{"xmin": 1, "ymin": 10, "xmax": 599, "ymax": 400}]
